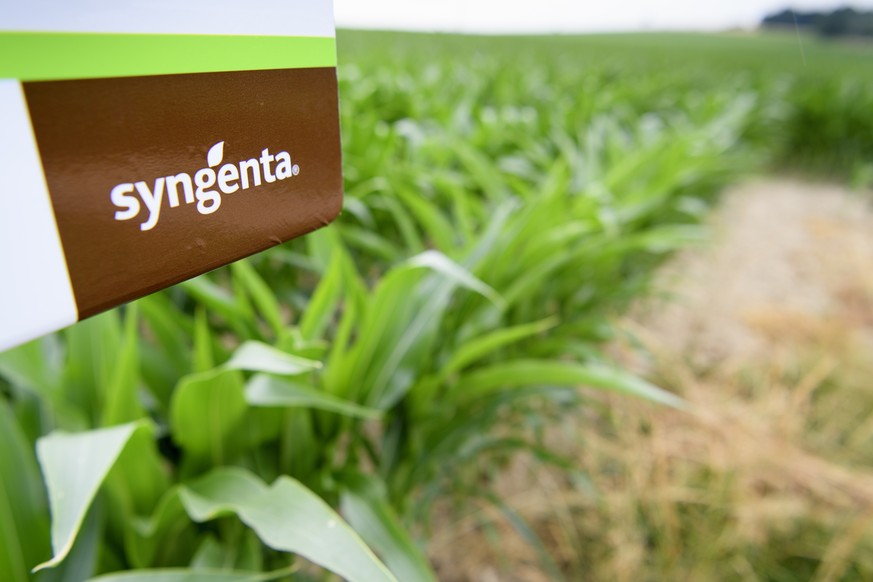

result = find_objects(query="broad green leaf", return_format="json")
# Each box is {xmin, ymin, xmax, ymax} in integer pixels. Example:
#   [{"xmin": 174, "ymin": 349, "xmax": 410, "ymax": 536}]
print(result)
[
  {"xmin": 395, "ymin": 185, "xmax": 456, "ymax": 251},
  {"xmin": 340, "ymin": 225, "xmax": 402, "ymax": 263},
  {"xmin": 46, "ymin": 499, "xmax": 102, "ymax": 582},
  {"xmin": 343, "ymin": 193, "xmax": 376, "ymax": 228},
  {"xmin": 304, "ymin": 226, "xmax": 336, "ymax": 273},
  {"xmin": 299, "ymin": 249, "xmax": 344, "ymax": 342},
  {"xmin": 102, "ymin": 305, "xmax": 144, "ymax": 426},
  {"xmin": 170, "ymin": 369, "xmax": 247, "ymax": 467},
  {"xmin": 370, "ymin": 193, "xmax": 425, "ymax": 254},
  {"xmin": 189, "ymin": 536, "xmax": 225, "ymax": 570},
  {"xmin": 452, "ymin": 138, "xmax": 508, "ymax": 200},
  {"xmin": 278, "ymin": 408, "xmax": 318, "ymax": 478},
  {"xmin": 179, "ymin": 468, "xmax": 397, "ymax": 582},
  {"xmin": 86, "ymin": 570, "xmax": 260, "ymax": 582},
  {"xmin": 233, "ymin": 529, "xmax": 263, "ymax": 573},
  {"xmin": 138, "ymin": 294, "xmax": 192, "ymax": 407},
  {"xmin": 105, "ymin": 425, "xmax": 170, "ymax": 517},
  {"xmin": 440, "ymin": 316, "xmax": 559, "ymax": 378},
  {"xmin": 605, "ymin": 224, "xmax": 708, "ymax": 254},
  {"xmin": 62, "ymin": 312, "xmax": 123, "ymax": 425},
  {"xmin": 124, "ymin": 489, "xmax": 200, "ymax": 569},
  {"xmin": 0, "ymin": 335, "xmax": 62, "ymax": 396},
  {"xmin": 193, "ymin": 308, "xmax": 215, "ymax": 374},
  {"xmin": 339, "ymin": 251, "xmax": 506, "ymax": 410},
  {"xmin": 34, "ymin": 421, "xmax": 147, "ymax": 571},
  {"xmin": 190, "ymin": 530, "xmax": 262, "ymax": 572},
  {"xmin": 341, "ymin": 474, "xmax": 437, "ymax": 582},
  {"xmin": 245, "ymin": 374, "xmax": 380, "ymax": 420},
  {"xmin": 408, "ymin": 251, "xmax": 504, "ymax": 308},
  {"xmin": 453, "ymin": 360, "xmax": 685, "ymax": 408},
  {"xmin": 335, "ymin": 265, "xmax": 424, "ymax": 407},
  {"xmin": 180, "ymin": 277, "xmax": 253, "ymax": 339},
  {"xmin": 0, "ymin": 402, "xmax": 51, "ymax": 582},
  {"xmin": 231, "ymin": 261, "xmax": 285, "ymax": 338},
  {"xmin": 223, "ymin": 342, "xmax": 321, "ymax": 376}
]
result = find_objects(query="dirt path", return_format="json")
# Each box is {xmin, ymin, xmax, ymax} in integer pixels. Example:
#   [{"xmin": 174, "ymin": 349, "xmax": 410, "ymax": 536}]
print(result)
[
  {"xmin": 628, "ymin": 177, "xmax": 873, "ymax": 369},
  {"xmin": 430, "ymin": 178, "xmax": 873, "ymax": 581}
]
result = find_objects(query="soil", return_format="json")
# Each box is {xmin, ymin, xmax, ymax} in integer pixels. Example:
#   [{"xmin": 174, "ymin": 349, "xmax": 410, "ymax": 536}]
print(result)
[
  {"xmin": 428, "ymin": 177, "xmax": 873, "ymax": 581},
  {"xmin": 628, "ymin": 177, "xmax": 873, "ymax": 369}
]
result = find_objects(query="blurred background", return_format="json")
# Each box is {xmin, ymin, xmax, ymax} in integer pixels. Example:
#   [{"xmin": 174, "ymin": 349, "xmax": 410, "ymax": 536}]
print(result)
[
  {"xmin": 2, "ymin": 2, "xmax": 873, "ymax": 581},
  {"xmin": 330, "ymin": 2, "xmax": 873, "ymax": 579}
]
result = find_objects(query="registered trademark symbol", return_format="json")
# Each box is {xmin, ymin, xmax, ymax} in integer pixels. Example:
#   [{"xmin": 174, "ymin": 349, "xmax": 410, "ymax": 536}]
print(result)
[{"xmin": 292, "ymin": 164, "xmax": 300, "ymax": 176}]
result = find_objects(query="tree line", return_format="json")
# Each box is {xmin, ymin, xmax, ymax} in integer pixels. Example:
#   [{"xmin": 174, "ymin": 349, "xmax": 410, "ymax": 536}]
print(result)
[{"xmin": 762, "ymin": 7, "xmax": 873, "ymax": 38}]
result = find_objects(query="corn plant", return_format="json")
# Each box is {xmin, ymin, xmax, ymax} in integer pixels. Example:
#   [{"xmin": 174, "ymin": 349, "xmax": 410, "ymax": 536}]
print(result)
[{"xmin": 1, "ymin": 30, "xmax": 871, "ymax": 582}]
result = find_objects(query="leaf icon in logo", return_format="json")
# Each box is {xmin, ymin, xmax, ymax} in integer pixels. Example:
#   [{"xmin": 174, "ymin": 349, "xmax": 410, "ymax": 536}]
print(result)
[{"xmin": 207, "ymin": 141, "xmax": 224, "ymax": 168}]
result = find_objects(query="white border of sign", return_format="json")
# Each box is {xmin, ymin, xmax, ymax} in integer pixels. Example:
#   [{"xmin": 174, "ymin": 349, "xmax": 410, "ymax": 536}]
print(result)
[
  {"xmin": 0, "ymin": 0, "xmax": 336, "ymax": 37},
  {"xmin": 0, "ymin": 80, "xmax": 78, "ymax": 351}
]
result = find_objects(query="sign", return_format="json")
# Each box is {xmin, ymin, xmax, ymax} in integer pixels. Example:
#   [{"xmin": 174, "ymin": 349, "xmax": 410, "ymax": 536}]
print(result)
[{"xmin": 0, "ymin": 0, "xmax": 342, "ymax": 351}]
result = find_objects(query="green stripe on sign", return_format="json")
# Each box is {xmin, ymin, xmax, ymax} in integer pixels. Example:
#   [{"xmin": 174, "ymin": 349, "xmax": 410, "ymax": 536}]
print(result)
[{"xmin": 0, "ymin": 32, "xmax": 337, "ymax": 81}]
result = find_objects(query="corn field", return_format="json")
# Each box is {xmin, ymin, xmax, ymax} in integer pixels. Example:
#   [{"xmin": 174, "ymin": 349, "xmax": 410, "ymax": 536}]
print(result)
[{"xmin": 1, "ymin": 31, "xmax": 872, "ymax": 582}]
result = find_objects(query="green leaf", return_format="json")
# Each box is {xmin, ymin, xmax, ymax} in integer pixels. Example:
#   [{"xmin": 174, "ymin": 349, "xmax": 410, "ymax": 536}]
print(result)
[
  {"xmin": 34, "ymin": 421, "xmax": 148, "ymax": 571},
  {"xmin": 408, "ymin": 251, "xmax": 504, "ymax": 309},
  {"xmin": 105, "ymin": 424, "xmax": 170, "ymax": 517},
  {"xmin": 180, "ymin": 277, "xmax": 253, "ymax": 339},
  {"xmin": 0, "ymin": 402, "xmax": 51, "ymax": 582},
  {"xmin": 453, "ymin": 360, "xmax": 685, "ymax": 408},
  {"xmin": 46, "ymin": 498, "xmax": 102, "ymax": 582},
  {"xmin": 339, "ymin": 225, "xmax": 402, "ymax": 263},
  {"xmin": 395, "ymin": 185, "xmax": 456, "ymax": 251},
  {"xmin": 441, "ymin": 316, "xmax": 559, "ymax": 378},
  {"xmin": 0, "ymin": 335, "xmax": 61, "ymax": 396},
  {"xmin": 189, "ymin": 536, "xmax": 225, "ymax": 570},
  {"xmin": 370, "ymin": 192, "xmax": 425, "ymax": 254},
  {"xmin": 193, "ymin": 308, "xmax": 215, "ymax": 374},
  {"xmin": 338, "ymin": 250, "xmax": 506, "ymax": 410},
  {"xmin": 231, "ymin": 260, "xmax": 285, "ymax": 338},
  {"xmin": 170, "ymin": 369, "xmax": 247, "ymax": 467},
  {"xmin": 223, "ymin": 341, "xmax": 321, "ymax": 376},
  {"xmin": 245, "ymin": 374, "xmax": 381, "ymax": 420},
  {"xmin": 341, "ymin": 474, "xmax": 437, "ymax": 582},
  {"xmin": 190, "ymin": 530, "xmax": 262, "ymax": 573},
  {"xmin": 86, "ymin": 570, "xmax": 260, "ymax": 582},
  {"xmin": 124, "ymin": 489, "xmax": 199, "ymax": 569},
  {"xmin": 179, "ymin": 467, "xmax": 397, "ymax": 582},
  {"xmin": 102, "ymin": 305, "xmax": 144, "ymax": 426},
  {"xmin": 62, "ymin": 312, "xmax": 123, "ymax": 425},
  {"xmin": 299, "ymin": 248, "xmax": 344, "ymax": 342},
  {"xmin": 138, "ymin": 294, "xmax": 192, "ymax": 407}
]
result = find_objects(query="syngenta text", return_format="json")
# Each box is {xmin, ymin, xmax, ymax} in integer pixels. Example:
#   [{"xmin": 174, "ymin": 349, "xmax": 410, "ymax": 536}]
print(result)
[{"xmin": 110, "ymin": 141, "xmax": 300, "ymax": 231}]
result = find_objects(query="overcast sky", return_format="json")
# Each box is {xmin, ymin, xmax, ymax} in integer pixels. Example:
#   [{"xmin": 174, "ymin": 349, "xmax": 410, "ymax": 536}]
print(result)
[{"xmin": 334, "ymin": 1, "xmax": 873, "ymax": 33}]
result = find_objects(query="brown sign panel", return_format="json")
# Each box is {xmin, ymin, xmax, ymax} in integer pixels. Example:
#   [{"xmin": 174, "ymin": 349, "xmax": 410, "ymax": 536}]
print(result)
[{"xmin": 24, "ymin": 67, "xmax": 342, "ymax": 318}]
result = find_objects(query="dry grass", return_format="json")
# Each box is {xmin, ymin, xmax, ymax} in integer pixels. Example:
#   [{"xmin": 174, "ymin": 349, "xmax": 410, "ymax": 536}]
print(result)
[
  {"xmin": 430, "ymin": 337, "xmax": 873, "ymax": 581},
  {"xmin": 428, "ymin": 179, "xmax": 873, "ymax": 581}
]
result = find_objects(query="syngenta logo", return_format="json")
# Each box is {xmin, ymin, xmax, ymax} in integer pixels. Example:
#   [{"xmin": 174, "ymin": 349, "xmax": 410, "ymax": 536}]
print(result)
[{"xmin": 110, "ymin": 141, "xmax": 300, "ymax": 231}]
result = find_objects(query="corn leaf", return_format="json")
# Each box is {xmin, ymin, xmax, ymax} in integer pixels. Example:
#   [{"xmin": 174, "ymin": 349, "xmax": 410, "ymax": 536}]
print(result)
[
  {"xmin": 169, "ymin": 370, "xmax": 247, "ymax": 468},
  {"xmin": 86, "ymin": 571, "xmax": 260, "ymax": 582},
  {"xmin": 0, "ymin": 402, "xmax": 51, "ymax": 582},
  {"xmin": 223, "ymin": 341, "xmax": 321, "ymax": 376},
  {"xmin": 179, "ymin": 467, "xmax": 397, "ymax": 582},
  {"xmin": 453, "ymin": 360, "xmax": 685, "ymax": 408},
  {"xmin": 245, "ymin": 374, "xmax": 380, "ymax": 420},
  {"xmin": 341, "ymin": 473, "xmax": 437, "ymax": 582},
  {"xmin": 102, "ymin": 305, "xmax": 144, "ymax": 426},
  {"xmin": 440, "ymin": 316, "xmax": 559, "ymax": 378},
  {"xmin": 231, "ymin": 261, "xmax": 285, "ymax": 338},
  {"xmin": 34, "ymin": 421, "xmax": 149, "ymax": 571}
]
